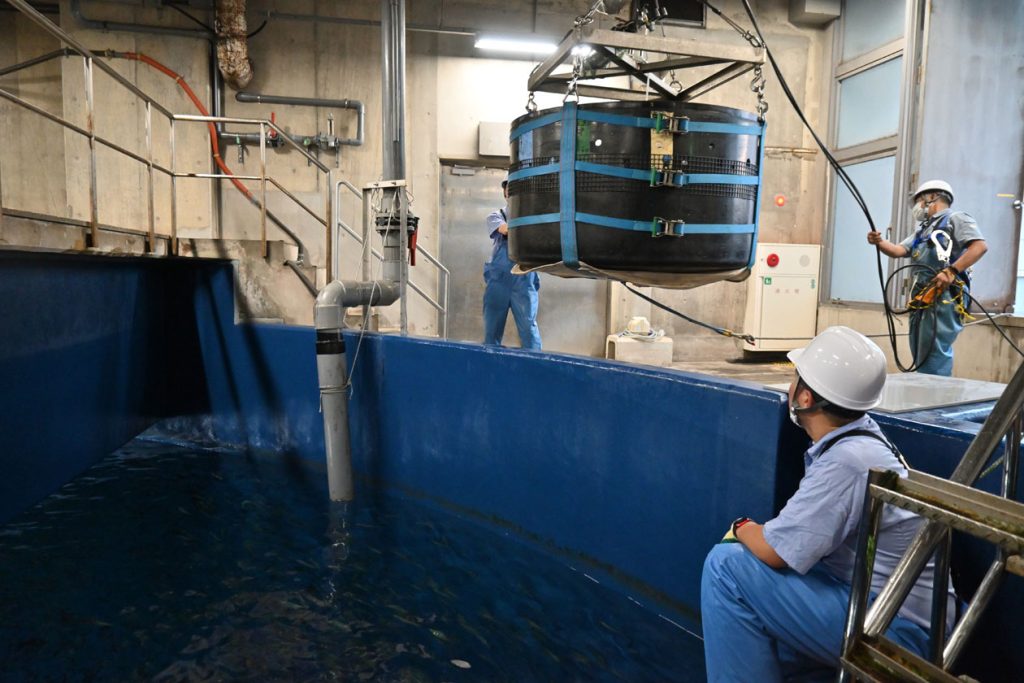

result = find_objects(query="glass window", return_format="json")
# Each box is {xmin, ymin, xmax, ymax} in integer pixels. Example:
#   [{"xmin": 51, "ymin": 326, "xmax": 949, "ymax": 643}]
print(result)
[
  {"xmin": 836, "ymin": 57, "xmax": 903, "ymax": 148},
  {"xmin": 829, "ymin": 156, "xmax": 897, "ymax": 303},
  {"xmin": 842, "ymin": 0, "xmax": 906, "ymax": 62}
]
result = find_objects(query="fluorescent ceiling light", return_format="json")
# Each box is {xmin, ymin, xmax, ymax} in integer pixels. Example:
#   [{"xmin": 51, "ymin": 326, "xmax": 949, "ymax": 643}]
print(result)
[{"xmin": 474, "ymin": 36, "xmax": 558, "ymax": 55}]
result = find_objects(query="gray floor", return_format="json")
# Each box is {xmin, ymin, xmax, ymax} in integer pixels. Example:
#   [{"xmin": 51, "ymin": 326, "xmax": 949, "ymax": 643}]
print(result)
[{"xmin": 670, "ymin": 358, "xmax": 796, "ymax": 387}]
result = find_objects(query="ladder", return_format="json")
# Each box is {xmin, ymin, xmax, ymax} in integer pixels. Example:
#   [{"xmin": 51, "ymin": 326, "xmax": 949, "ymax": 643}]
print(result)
[{"xmin": 839, "ymin": 361, "xmax": 1024, "ymax": 682}]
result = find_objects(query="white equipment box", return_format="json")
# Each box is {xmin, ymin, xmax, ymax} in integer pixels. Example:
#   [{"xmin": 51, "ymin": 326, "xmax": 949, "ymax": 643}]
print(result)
[{"xmin": 742, "ymin": 243, "xmax": 820, "ymax": 352}]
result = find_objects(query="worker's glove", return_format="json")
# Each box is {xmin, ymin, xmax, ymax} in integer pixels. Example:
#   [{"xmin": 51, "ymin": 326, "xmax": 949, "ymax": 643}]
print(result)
[{"xmin": 720, "ymin": 517, "xmax": 752, "ymax": 543}]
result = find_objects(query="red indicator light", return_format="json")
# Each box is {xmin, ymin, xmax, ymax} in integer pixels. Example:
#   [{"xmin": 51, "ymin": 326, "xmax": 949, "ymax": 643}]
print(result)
[
  {"xmin": 774, "ymin": 194, "xmax": 786, "ymax": 207},
  {"xmin": 766, "ymin": 253, "xmax": 780, "ymax": 267}
]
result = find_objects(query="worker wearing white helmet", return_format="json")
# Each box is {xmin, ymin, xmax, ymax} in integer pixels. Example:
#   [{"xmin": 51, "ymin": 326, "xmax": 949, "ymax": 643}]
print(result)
[
  {"xmin": 701, "ymin": 327, "xmax": 954, "ymax": 681},
  {"xmin": 867, "ymin": 179, "xmax": 988, "ymax": 375}
]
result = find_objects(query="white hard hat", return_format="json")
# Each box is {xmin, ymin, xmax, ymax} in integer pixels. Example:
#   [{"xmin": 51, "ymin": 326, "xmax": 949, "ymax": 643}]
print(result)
[
  {"xmin": 913, "ymin": 179, "xmax": 954, "ymax": 204},
  {"xmin": 787, "ymin": 326, "xmax": 887, "ymax": 411}
]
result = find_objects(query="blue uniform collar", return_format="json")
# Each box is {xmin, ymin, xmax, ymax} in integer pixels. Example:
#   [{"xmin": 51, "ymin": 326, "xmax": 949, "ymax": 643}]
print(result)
[{"xmin": 804, "ymin": 414, "xmax": 877, "ymax": 465}]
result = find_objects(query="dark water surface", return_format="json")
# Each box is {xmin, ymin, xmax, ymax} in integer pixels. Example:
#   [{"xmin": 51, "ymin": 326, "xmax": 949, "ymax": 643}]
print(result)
[{"xmin": 0, "ymin": 438, "xmax": 705, "ymax": 682}]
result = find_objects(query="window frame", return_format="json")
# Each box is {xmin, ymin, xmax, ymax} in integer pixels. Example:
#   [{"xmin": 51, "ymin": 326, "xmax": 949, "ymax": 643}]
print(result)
[{"xmin": 820, "ymin": 0, "xmax": 925, "ymax": 307}]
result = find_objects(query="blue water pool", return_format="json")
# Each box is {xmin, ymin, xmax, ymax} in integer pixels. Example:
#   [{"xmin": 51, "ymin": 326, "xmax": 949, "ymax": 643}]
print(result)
[{"xmin": 0, "ymin": 435, "xmax": 706, "ymax": 681}]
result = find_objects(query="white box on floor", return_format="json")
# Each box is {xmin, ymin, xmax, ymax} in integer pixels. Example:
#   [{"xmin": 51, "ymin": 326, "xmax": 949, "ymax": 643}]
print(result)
[{"xmin": 605, "ymin": 335, "xmax": 674, "ymax": 366}]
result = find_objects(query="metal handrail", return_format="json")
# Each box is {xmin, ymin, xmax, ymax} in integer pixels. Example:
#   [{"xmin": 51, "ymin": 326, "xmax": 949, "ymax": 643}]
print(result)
[
  {"xmin": 1, "ymin": 0, "xmax": 337, "ymax": 283},
  {"xmin": 335, "ymin": 179, "xmax": 450, "ymax": 337}
]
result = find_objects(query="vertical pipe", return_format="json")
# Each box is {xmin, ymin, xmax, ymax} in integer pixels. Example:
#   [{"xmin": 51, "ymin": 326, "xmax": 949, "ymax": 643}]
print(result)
[
  {"xmin": 928, "ymin": 529, "xmax": 951, "ymax": 664},
  {"xmin": 145, "ymin": 101, "xmax": 155, "ymax": 253},
  {"xmin": 259, "ymin": 122, "xmax": 267, "ymax": 258},
  {"xmin": 399, "ymin": 189, "xmax": 408, "ymax": 334},
  {"xmin": 442, "ymin": 270, "xmax": 449, "ymax": 338},
  {"xmin": 84, "ymin": 56, "xmax": 99, "ymax": 248},
  {"xmin": 839, "ymin": 469, "xmax": 890, "ymax": 683},
  {"xmin": 170, "ymin": 118, "xmax": 178, "ymax": 255},
  {"xmin": 361, "ymin": 187, "xmax": 372, "ymax": 324},
  {"xmin": 0, "ymin": 132, "xmax": 5, "ymax": 231},
  {"xmin": 316, "ymin": 328, "xmax": 354, "ymax": 501},
  {"xmin": 325, "ymin": 169, "xmax": 334, "ymax": 283},
  {"xmin": 210, "ymin": 43, "xmax": 225, "ymax": 240},
  {"xmin": 380, "ymin": 0, "xmax": 406, "ymax": 182}
]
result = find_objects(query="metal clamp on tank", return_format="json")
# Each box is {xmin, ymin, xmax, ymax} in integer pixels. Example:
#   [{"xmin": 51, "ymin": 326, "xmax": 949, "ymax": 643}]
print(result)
[
  {"xmin": 652, "ymin": 112, "xmax": 691, "ymax": 134},
  {"xmin": 650, "ymin": 170, "xmax": 689, "ymax": 188},
  {"xmin": 652, "ymin": 217, "xmax": 686, "ymax": 237}
]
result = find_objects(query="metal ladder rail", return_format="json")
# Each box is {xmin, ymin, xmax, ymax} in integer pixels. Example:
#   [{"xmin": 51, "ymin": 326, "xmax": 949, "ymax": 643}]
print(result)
[
  {"xmin": 334, "ymin": 179, "xmax": 450, "ymax": 338},
  {"xmin": 839, "ymin": 378, "xmax": 1024, "ymax": 682}
]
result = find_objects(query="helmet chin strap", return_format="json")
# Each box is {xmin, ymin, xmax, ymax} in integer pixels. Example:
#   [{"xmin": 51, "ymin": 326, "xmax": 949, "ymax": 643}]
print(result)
[{"xmin": 792, "ymin": 398, "xmax": 831, "ymax": 414}]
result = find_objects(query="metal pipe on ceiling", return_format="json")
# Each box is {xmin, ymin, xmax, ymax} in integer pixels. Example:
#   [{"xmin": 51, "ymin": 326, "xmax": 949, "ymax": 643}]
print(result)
[
  {"xmin": 69, "ymin": 0, "xmax": 213, "ymax": 39},
  {"xmin": 235, "ymin": 91, "xmax": 365, "ymax": 146}
]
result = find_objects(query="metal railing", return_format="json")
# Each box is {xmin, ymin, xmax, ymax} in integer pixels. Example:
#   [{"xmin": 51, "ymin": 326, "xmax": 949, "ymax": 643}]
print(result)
[
  {"xmin": 839, "ymin": 357, "xmax": 1024, "ymax": 682},
  {"xmin": 335, "ymin": 179, "xmax": 450, "ymax": 337},
  {"xmin": 0, "ymin": 0, "xmax": 336, "ymax": 283}
]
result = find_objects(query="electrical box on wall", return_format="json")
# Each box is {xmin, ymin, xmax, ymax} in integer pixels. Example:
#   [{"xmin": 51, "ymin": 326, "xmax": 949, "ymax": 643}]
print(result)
[
  {"xmin": 742, "ymin": 243, "xmax": 821, "ymax": 352},
  {"xmin": 478, "ymin": 122, "xmax": 510, "ymax": 157}
]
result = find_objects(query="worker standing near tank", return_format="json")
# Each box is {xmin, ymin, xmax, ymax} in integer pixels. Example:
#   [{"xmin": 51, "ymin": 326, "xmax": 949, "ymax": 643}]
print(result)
[
  {"xmin": 482, "ymin": 178, "xmax": 542, "ymax": 350},
  {"xmin": 700, "ymin": 327, "xmax": 954, "ymax": 682},
  {"xmin": 867, "ymin": 180, "xmax": 988, "ymax": 375}
]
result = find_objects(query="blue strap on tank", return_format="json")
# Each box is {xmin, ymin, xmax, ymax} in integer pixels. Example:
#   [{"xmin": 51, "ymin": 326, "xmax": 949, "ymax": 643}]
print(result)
[
  {"xmin": 508, "ymin": 112, "xmax": 561, "ymax": 141},
  {"xmin": 747, "ymin": 120, "xmax": 766, "ymax": 269},
  {"xmin": 514, "ymin": 160, "xmax": 757, "ymax": 187},
  {"xmin": 509, "ymin": 110, "xmax": 765, "ymax": 140},
  {"xmin": 559, "ymin": 102, "xmax": 580, "ymax": 269},
  {"xmin": 508, "ymin": 212, "xmax": 755, "ymax": 236},
  {"xmin": 507, "ymin": 163, "xmax": 559, "ymax": 182}
]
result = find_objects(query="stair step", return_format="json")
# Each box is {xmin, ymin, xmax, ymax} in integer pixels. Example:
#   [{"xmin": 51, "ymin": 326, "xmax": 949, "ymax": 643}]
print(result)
[{"xmin": 870, "ymin": 469, "xmax": 1024, "ymax": 554}]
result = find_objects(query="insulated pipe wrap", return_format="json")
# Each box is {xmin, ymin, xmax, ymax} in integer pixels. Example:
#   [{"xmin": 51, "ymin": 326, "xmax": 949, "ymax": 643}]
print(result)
[{"xmin": 216, "ymin": 0, "xmax": 253, "ymax": 90}]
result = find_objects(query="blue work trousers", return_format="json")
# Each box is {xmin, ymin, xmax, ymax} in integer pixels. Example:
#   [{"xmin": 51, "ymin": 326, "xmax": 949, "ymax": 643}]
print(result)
[
  {"xmin": 701, "ymin": 543, "xmax": 929, "ymax": 683},
  {"xmin": 483, "ymin": 258, "xmax": 541, "ymax": 350},
  {"xmin": 909, "ymin": 297, "xmax": 963, "ymax": 376}
]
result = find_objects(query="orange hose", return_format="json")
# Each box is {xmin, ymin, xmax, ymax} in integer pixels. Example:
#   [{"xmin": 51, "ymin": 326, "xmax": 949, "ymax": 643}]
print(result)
[{"xmin": 123, "ymin": 51, "xmax": 255, "ymax": 202}]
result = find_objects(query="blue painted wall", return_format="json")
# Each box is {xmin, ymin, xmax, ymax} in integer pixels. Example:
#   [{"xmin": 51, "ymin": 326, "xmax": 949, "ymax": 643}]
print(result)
[
  {"xmin": 0, "ymin": 251, "xmax": 208, "ymax": 522},
  {"xmin": 185, "ymin": 262, "xmax": 1023, "ymax": 679}
]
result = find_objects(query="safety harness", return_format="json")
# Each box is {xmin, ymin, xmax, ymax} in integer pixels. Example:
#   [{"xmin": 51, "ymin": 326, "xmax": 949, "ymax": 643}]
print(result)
[{"xmin": 816, "ymin": 428, "xmax": 911, "ymax": 471}]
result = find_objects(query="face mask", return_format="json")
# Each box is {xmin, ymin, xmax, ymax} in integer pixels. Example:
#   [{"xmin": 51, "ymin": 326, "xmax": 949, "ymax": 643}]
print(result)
[
  {"xmin": 788, "ymin": 401, "xmax": 802, "ymax": 427},
  {"xmin": 912, "ymin": 204, "xmax": 928, "ymax": 222}
]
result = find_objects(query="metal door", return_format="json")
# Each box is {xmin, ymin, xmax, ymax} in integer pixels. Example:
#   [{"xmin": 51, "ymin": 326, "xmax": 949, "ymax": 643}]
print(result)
[{"xmin": 438, "ymin": 164, "xmax": 608, "ymax": 356}]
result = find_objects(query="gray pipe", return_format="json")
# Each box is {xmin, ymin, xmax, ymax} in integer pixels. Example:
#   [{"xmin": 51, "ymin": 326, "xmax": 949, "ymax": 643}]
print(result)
[
  {"xmin": 235, "ymin": 91, "xmax": 365, "ymax": 146},
  {"xmin": 315, "ymin": 279, "xmax": 399, "ymax": 501},
  {"xmin": 381, "ymin": 0, "xmax": 406, "ymax": 181},
  {"xmin": 70, "ymin": 0, "xmax": 213, "ymax": 40}
]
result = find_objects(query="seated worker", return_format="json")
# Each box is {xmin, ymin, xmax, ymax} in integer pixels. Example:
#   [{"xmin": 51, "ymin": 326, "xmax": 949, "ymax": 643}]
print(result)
[
  {"xmin": 701, "ymin": 326, "xmax": 954, "ymax": 682},
  {"xmin": 868, "ymin": 179, "xmax": 987, "ymax": 376}
]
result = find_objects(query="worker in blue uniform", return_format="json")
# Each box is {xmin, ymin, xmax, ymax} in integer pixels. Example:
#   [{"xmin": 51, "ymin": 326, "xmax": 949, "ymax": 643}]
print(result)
[
  {"xmin": 483, "ymin": 178, "xmax": 542, "ymax": 349},
  {"xmin": 701, "ymin": 326, "xmax": 955, "ymax": 682},
  {"xmin": 868, "ymin": 180, "xmax": 987, "ymax": 375}
]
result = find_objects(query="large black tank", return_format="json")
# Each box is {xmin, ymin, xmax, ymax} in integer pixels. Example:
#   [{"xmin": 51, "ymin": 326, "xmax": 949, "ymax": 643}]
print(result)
[{"xmin": 508, "ymin": 100, "xmax": 763, "ymax": 276}]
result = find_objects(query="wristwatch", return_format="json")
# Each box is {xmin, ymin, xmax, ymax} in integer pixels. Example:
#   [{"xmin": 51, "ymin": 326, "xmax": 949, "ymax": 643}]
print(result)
[
  {"xmin": 731, "ymin": 517, "xmax": 753, "ymax": 536},
  {"xmin": 946, "ymin": 263, "xmax": 960, "ymax": 276}
]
